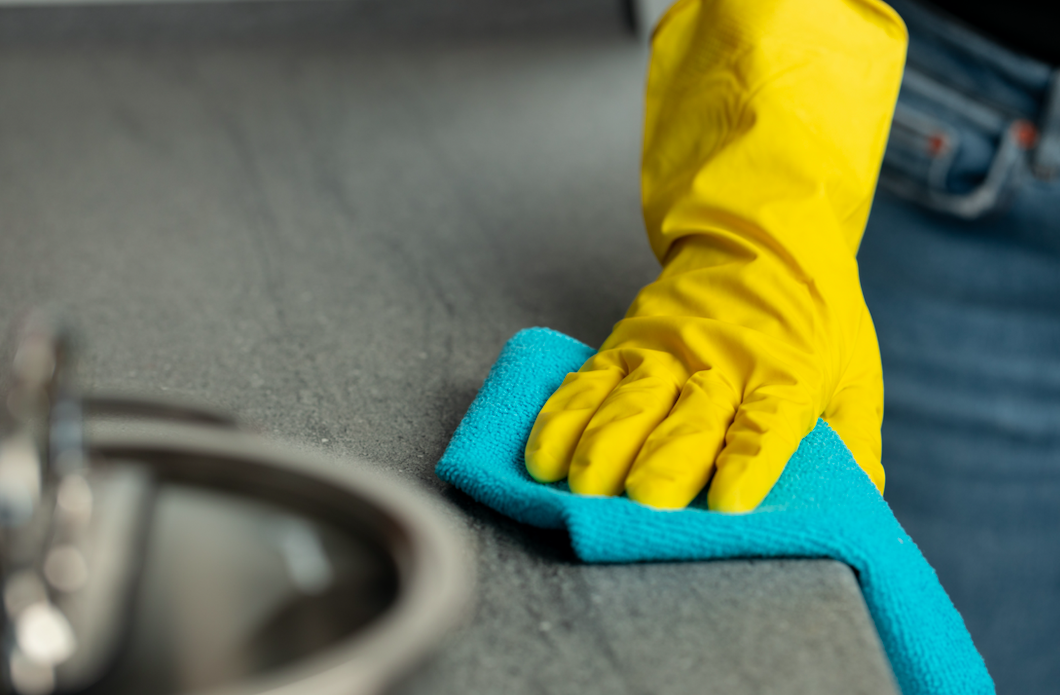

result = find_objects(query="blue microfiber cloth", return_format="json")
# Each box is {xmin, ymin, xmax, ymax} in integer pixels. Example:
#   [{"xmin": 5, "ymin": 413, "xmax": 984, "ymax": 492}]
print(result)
[{"xmin": 437, "ymin": 328, "xmax": 993, "ymax": 695}]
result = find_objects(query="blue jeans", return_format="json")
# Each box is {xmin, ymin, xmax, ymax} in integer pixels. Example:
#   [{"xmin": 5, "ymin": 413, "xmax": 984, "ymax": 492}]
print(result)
[{"xmin": 861, "ymin": 2, "xmax": 1060, "ymax": 692}]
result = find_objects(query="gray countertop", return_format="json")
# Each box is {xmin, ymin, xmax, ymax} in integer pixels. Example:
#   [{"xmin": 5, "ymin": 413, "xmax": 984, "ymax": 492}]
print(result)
[{"xmin": 0, "ymin": 3, "xmax": 898, "ymax": 693}]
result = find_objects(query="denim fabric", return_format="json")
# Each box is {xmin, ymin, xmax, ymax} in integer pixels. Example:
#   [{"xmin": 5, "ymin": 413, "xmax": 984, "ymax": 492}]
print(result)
[
  {"xmin": 881, "ymin": 0, "xmax": 1060, "ymax": 219},
  {"xmin": 861, "ymin": 3, "xmax": 1060, "ymax": 693}
]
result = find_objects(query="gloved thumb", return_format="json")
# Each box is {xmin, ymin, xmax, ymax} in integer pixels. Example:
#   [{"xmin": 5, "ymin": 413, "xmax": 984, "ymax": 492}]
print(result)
[
  {"xmin": 823, "ymin": 380, "xmax": 884, "ymax": 494},
  {"xmin": 822, "ymin": 316, "xmax": 885, "ymax": 493}
]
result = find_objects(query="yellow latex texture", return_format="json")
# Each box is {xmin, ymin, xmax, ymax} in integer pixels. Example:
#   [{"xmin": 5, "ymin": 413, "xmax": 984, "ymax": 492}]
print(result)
[{"xmin": 525, "ymin": 0, "xmax": 906, "ymax": 512}]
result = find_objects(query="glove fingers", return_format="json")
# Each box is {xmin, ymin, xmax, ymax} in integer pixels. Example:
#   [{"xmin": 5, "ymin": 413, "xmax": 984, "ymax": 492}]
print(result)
[
  {"xmin": 524, "ymin": 357, "xmax": 625, "ymax": 483},
  {"xmin": 625, "ymin": 369, "xmax": 739, "ymax": 509},
  {"xmin": 707, "ymin": 387, "xmax": 815, "ymax": 512},
  {"xmin": 568, "ymin": 365, "xmax": 683, "ymax": 497}
]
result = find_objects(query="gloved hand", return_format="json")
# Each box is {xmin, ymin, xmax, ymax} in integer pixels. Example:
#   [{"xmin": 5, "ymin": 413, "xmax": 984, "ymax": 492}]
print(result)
[{"xmin": 525, "ymin": 0, "xmax": 907, "ymax": 512}]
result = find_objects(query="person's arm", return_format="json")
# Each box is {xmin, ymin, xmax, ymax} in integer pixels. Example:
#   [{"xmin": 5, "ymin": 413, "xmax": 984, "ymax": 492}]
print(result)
[{"xmin": 525, "ymin": 0, "xmax": 907, "ymax": 512}]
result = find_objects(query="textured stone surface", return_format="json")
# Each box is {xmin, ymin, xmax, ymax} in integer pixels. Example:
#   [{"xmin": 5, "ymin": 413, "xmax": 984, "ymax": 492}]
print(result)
[{"xmin": 0, "ymin": 5, "xmax": 897, "ymax": 693}]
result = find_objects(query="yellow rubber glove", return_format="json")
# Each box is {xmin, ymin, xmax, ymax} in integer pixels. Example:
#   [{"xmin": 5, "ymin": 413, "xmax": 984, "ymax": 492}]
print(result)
[{"xmin": 525, "ymin": 0, "xmax": 906, "ymax": 512}]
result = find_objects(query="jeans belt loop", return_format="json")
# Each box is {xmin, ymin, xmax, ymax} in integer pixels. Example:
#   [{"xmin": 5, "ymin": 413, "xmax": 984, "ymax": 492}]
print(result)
[{"xmin": 1032, "ymin": 69, "xmax": 1060, "ymax": 180}]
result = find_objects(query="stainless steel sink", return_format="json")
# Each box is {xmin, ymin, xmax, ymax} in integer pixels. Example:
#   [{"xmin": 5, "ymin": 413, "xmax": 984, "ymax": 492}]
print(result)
[{"xmin": 0, "ymin": 315, "xmax": 471, "ymax": 695}]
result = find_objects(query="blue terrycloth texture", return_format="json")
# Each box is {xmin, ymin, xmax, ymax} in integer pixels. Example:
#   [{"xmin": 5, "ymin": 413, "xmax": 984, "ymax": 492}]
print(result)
[{"xmin": 437, "ymin": 328, "xmax": 994, "ymax": 695}]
